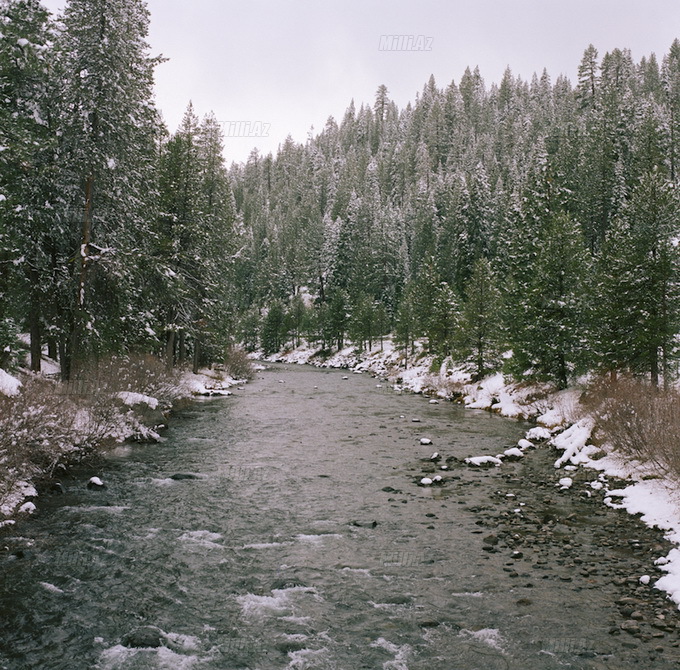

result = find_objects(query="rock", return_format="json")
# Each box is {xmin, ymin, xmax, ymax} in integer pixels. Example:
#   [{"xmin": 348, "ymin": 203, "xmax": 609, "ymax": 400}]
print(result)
[
  {"xmin": 276, "ymin": 639, "xmax": 308, "ymax": 654},
  {"xmin": 350, "ymin": 520, "xmax": 378, "ymax": 528},
  {"xmin": 420, "ymin": 477, "xmax": 433, "ymax": 486},
  {"xmin": 420, "ymin": 438, "xmax": 432, "ymax": 445},
  {"xmin": 620, "ymin": 620, "xmax": 641, "ymax": 635},
  {"xmin": 50, "ymin": 482, "xmax": 65, "ymax": 494},
  {"xmin": 483, "ymin": 534, "xmax": 499, "ymax": 546},
  {"xmin": 122, "ymin": 625, "xmax": 166, "ymax": 648},
  {"xmin": 18, "ymin": 502, "xmax": 36, "ymax": 515},
  {"xmin": 87, "ymin": 477, "xmax": 106, "ymax": 490},
  {"xmin": 170, "ymin": 473, "xmax": 200, "ymax": 481},
  {"xmin": 430, "ymin": 452, "xmax": 440, "ymax": 461}
]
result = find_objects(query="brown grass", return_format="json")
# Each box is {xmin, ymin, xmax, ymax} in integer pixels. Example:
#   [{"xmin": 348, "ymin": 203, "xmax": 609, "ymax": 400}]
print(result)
[
  {"xmin": 222, "ymin": 347, "xmax": 254, "ymax": 380},
  {"xmin": 583, "ymin": 375, "xmax": 680, "ymax": 478},
  {"xmin": 0, "ymin": 354, "xmax": 182, "ymax": 508}
]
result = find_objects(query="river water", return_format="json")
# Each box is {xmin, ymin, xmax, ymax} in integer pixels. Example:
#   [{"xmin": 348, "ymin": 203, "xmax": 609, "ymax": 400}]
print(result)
[{"xmin": 1, "ymin": 364, "xmax": 679, "ymax": 669}]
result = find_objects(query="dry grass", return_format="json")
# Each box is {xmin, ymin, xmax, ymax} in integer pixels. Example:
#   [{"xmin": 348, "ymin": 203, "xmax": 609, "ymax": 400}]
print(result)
[
  {"xmin": 583, "ymin": 375, "xmax": 680, "ymax": 478},
  {"xmin": 68, "ymin": 353, "xmax": 182, "ymax": 406},
  {"xmin": 222, "ymin": 347, "xmax": 254, "ymax": 380},
  {"xmin": 0, "ymin": 354, "xmax": 182, "ymax": 507}
]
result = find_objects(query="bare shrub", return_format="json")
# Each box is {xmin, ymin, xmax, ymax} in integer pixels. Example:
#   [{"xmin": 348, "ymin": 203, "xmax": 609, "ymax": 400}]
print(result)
[
  {"xmin": 583, "ymin": 375, "xmax": 680, "ymax": 478},
  {"xmin": 70, "ymin": 353, "xmax": 182, "ymax": 406},
  {"xmin": 0, "ymin": 378, "xmax": 86, "ymax": 499},
  {"xmin": 0, "ymin": 355, "xmax": 185, "ymax": 510},
  {"xmin": 223, "ymin": 347, "xmax": 254, "ymax": 380}
]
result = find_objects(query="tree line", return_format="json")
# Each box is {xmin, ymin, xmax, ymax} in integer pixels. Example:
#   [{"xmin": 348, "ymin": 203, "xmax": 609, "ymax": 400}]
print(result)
[
  {"xmin": 229, "ymin": 43, "xmax": 680, "ymax": 389},
  {"xmin": 2, "ymin": 0, "xmax": 679, "ymax": 390}
]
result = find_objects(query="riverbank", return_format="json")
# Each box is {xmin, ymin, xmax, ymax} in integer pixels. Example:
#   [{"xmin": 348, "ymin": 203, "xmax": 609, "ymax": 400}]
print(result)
[
  {"xmin": 261, "ymin": 339, "xmax": 680, "ymax": 612},
  {"xmin": 0, "ymin": 359, "xmax": 251, "ymax": 526}
]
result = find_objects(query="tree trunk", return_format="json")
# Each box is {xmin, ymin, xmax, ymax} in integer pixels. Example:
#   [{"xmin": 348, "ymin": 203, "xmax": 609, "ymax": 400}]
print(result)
[
  {"xmin": 29, "ymin": 297, "xmax": 41, "ymax": 373},
  {"xmin": 70, "ymin": 175, "xmax": 94, "ymax": 376},
  {"xmin": 165, "ymin": 330, "xmax": 176, "ymax": 371},
  {"xmin": 192, "ymin": 336, "xmax": 200, "ymax": 374},
  {"xmin": 178, "ymin": 329, "xmax": 186, "ymax": 364},
  {"xmin": 59, "ymin": 332, "xmax": 70, "ymax": 382},
  {"xmin": 651, "ymin": 348, "xmax": 659, "ymax": 388},
  {"xmin": 47, "ymin": 337, "xmax": 57, "ymax": 361}
]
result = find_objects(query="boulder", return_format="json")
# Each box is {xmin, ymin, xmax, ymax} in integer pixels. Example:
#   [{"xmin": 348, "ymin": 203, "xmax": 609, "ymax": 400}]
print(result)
[
  {"xmin": 122, "ymin": 625, "xmax": 166, "ymax": 648},
  {"xmin": 87, "ymin": 477, "xmax": 106, "ymax": 490}
]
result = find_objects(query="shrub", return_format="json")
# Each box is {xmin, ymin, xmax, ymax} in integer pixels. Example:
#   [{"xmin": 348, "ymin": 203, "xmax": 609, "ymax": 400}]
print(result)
[
  {"xmin": 583, "ymin": 375, "xmax": 680, "ymax": 478},
  {"xmin": 223, "ymin": 347, "xmax": 254, "ymax": 380},
  {"xmin": 69, "ymin": 353, "xmax": 182, "ymax": 407}
]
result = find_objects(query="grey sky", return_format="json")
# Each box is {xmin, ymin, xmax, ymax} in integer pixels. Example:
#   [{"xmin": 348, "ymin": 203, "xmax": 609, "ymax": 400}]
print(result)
[{"xmin": 40, "ymin": 0, "xmax": 680, "ymax": 164}]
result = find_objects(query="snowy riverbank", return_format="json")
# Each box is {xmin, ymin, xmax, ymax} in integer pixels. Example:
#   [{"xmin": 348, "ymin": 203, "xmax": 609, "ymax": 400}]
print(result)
[
  {"xmin": 0, "ymin": 362, "xmax": 249, "ymax": 526},
  {"xmin": 262, "ymin": 339, "xmax": 680, "ymax": 611}
]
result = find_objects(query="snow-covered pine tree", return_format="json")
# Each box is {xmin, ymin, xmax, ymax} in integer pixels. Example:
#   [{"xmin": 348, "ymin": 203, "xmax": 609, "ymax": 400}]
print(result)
[
  {"xmin": 51, "ymin": 0, "xmax": 161, "ymax": 378},
  {"xmin": 454, "ymin": 256, "xmax": 504, "ymax": 380},
  {"xmin": 0, "ymin": 0, "xmax": 54, "ymax": 370}
]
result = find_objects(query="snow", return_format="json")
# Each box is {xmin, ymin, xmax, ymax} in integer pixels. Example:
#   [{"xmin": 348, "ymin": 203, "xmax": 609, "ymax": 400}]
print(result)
[
  {"xmin": 0, "ymin": 368, "xmax": 21, "ymax": 396},
  {"xmin": 558, "ymin": 477, "xmax": 573, "ymax": 490},
  {"xmin": 180, "ymin": 370, "xmax": 238, "ymax": 396},
  {"xmin": 504, "ymin": 447, "xmax": 524, "ymax": 459},
  {"xmin": 551, "ymin": 417, "xmax": 596, "ymax": 468},
  {"xmin": 18, "ymin": 501, "xmax": 36, "ymax": 514},
  {"xmin": 526, "ymin": 426, "xmax": 553, "ymax": 440},
  {"xmin": 116, "ymin": 391, "xmax": 158, "ymax": 409},
  {"xmin": 420, "ymin": 477, "xmax": 433, "ymax": 486},
  {"xmin": 465, "ymin": 455, "xmax": 503, "ymax": 467}
]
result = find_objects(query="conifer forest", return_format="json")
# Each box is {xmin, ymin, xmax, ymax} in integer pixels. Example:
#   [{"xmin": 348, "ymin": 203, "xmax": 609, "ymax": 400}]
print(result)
[{"xmin": 2, "ymin": 0, "xmax": 680, "ymax": 391}]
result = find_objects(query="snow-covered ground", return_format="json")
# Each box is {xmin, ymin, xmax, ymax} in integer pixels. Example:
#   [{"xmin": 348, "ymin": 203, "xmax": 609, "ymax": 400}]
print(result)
[{"xmin": 262, "ymin": 338, "xmax": 680, "ymax": 611}]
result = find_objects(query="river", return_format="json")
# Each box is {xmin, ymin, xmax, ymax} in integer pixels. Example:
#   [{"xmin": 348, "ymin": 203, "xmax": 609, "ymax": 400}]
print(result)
[{"xmin": 0, "ymin": 363, "xmax": 678, "ymax": 669}]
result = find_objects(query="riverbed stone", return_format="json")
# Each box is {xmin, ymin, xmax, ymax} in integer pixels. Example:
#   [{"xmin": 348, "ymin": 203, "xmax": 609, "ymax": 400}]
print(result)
[{"xmin": 122, "ymin": 625, "xmax": 166, "ymax": 648}]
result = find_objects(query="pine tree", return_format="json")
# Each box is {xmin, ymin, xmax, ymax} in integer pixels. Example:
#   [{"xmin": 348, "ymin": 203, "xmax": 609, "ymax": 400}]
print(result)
[
  {"xmin": 509, "ymin": 212, "xmax": 589, "ymax": 388},
  {"xmin": 51, "ymin": 0, "xmax": 161, "ymax": 378},
  {"xmin": 626, "ymin": 169, "xmax": 680, "ymax": 386},
  {"xmin": 0, "ymin": 0, "xmax": 54, "ymax": 370},
  {"xmin": 454, "ymin": 257, "xmax": 504, "ymax": 380}
]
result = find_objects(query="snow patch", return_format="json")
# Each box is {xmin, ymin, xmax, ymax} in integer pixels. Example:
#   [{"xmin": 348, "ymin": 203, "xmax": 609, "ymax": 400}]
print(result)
[
  {"xmin": 465, "ymin": 455, "xmax": 503, "ymax": 467},
  {"xmin": 116, "ymin": 391, "xmax": 158, "ymax": 409},
  {"xmin": 0, "ymin": 369, "xmax": 21, "ymax": 396}
]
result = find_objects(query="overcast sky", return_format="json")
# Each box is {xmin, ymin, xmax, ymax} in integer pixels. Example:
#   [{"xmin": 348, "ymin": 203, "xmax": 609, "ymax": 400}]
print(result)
[{"xmin": 40, "ymin": 0, "xmax": 680, "ymax": 165}]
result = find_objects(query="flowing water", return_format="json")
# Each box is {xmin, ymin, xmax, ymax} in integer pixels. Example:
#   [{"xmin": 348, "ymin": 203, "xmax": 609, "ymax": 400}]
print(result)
[{"xmin": 1, "ymin": 364, "xmax": 679, "ymax": 669}]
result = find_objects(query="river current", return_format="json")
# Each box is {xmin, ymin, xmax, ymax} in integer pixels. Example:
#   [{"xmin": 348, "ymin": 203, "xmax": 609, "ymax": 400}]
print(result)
[{"xmin": 1, "ymin": 363, "xmax": 678, "ymax": 669}]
